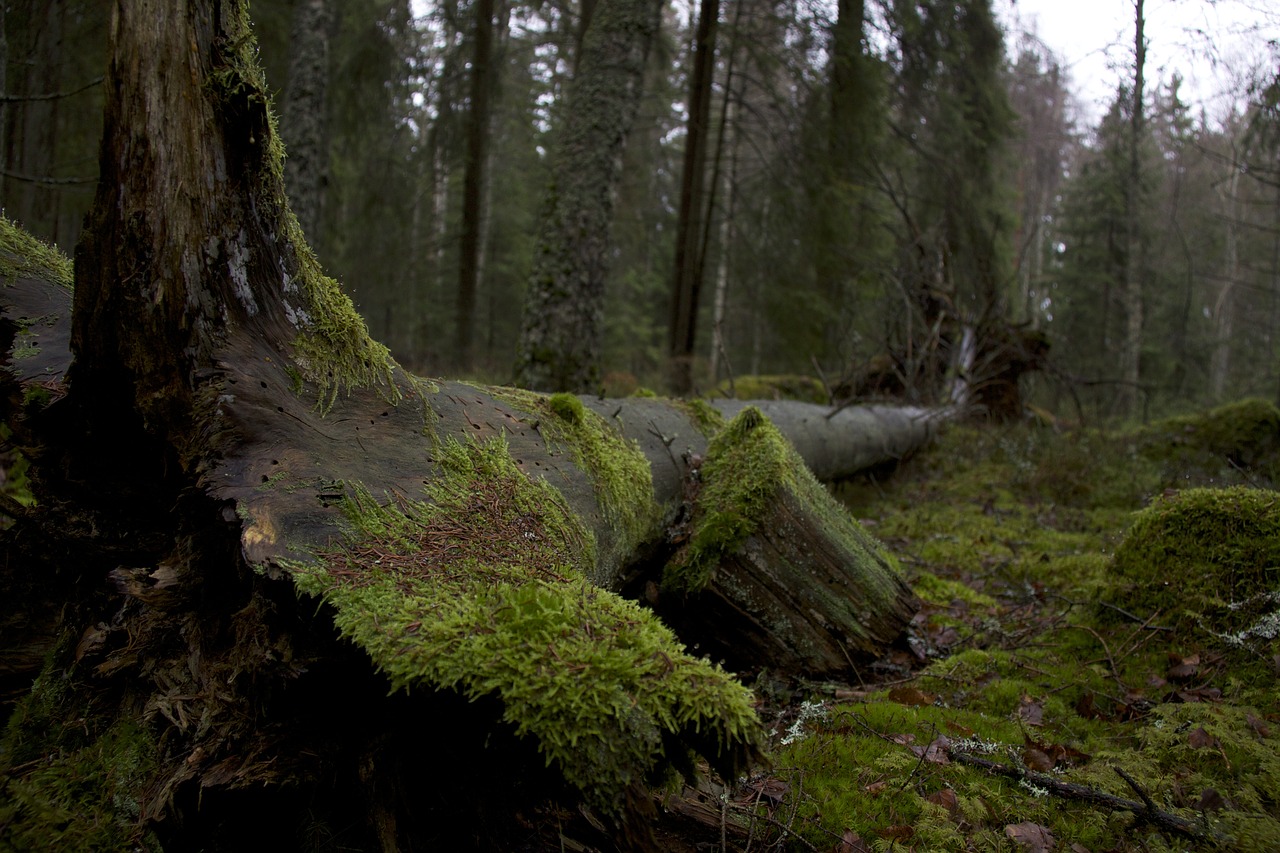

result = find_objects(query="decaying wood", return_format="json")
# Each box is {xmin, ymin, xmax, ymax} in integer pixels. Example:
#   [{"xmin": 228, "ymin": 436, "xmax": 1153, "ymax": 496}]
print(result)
[{"xmin": 0, "ymin": 0, "xmax": 940, "ymax": 843}]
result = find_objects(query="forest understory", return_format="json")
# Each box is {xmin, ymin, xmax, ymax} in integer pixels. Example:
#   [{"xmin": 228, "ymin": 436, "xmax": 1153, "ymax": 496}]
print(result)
[
  {"xmin": 2, "ymin": 391, "xmax": 1279, "ymax": 852},
  {"xmin": 526, "ymin": 397, "xmax": 1280, "ymax": 853}
]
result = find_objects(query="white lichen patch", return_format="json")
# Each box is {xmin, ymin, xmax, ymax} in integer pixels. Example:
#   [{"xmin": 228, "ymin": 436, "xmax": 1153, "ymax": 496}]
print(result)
[{"xmin": 227, "ymin": 229, "xmax": 257, "ymax": 316}]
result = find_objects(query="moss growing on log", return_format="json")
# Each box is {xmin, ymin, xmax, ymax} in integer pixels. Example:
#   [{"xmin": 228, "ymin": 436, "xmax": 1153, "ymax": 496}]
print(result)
[
  {"xmin": 214, "ymin": 3, "xmax": 396, "ymax": 412},
  {"xmin": 664, "ymin": 406, "xmax": 894, "ymax": 597},
  {"xmin": 286, "ymin": 435, "xmax": 760, "ymax": 812},
  {"xmin": 490, "ymin": 387, "xmax": 662, "ymax": 569},
  {"xmin": 711, "ymin": 375, "xmax": 827, "ymax": 404},
  {"xmin": 663, "ymin": 408, "xmax": 785, "ymax": 593},
  {"xmin": 677, "ymin": 397, "xmax": 725, "ymax": 438},
  {"xmin": 0, "ymin": 216, "xmax": 73, "ymax": 288}
]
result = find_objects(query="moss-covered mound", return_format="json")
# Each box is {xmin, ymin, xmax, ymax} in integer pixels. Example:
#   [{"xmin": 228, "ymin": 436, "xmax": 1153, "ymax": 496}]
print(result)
[
  {"xmin": 289, "ymin": 436, "xmax": 760, "ymax": 812},
  {"xmin": 1135, "ymin": 398, "xmax": 1280, "ymax": 486},
  {"xmin": 1108, "ymin": 486, "xmax": 1280, "ymax": 652}
]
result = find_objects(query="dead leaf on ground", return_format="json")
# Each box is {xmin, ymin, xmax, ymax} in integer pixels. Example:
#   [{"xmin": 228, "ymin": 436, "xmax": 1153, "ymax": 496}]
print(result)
[
  {"xmin": 863, "ymin": 778, "xmax": 890, "ymax": 794},
  {"xmin": 1167, "ymin": 652, "xmax": 1200, "ymax": 681},
  {"xmin": 1005, "ymin": 821, "xmax": 1055, "ymax": 852},
  {"xmin": 890, "ymin": 732, "xmax": 916, "ymax": 745},
  {"xmin": 1022, "ymin": 737, "xmax": 1091, "ymax": 771},
  {"xmin": 887, "ymin": 685, "xmax": 936, "ymax": 706},
  {"xmin": 744, "ymin": 776, "xmax": 789, "ymax": 806},
  {"xmin": 1188, "ymin": 726, "xmax": 1219, "ymax": 749},
  {"xmin": 1246, "ymin": 713, "xmax": 1271, "ymax": 739},
  {"xmin": 1022, "ymin": 746, "xmax": 1055, "ymax": 772},
  {"xmin": 1015, "ymin": 695, "xmax": 1045, "ymax": 726},
  {"xmin": 1197, "ymin": 788, "xmax": 1227, "ymax": 812},
  {"xmin": 926, "ymin": 788, "xmax": 959, "ymax": 816},
  {"xmin": 909, "ymin": 735, "xmax": 951, "ymax": 765},
  {"xmin": 834, "ymin": 830, "xmax": 873, "ymax": 853},
  {"xmin": 876, "ymin": 825, "xmax": 915, "ymax": 843}
]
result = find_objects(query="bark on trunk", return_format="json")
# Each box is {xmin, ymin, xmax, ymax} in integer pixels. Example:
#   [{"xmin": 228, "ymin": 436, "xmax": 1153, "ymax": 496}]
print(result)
[
  {"xmin": 281, "ymin": 0, "xmax": 332, "ymax": 244},
  {"xmin": 514, "ymin": 0, "xmax": 663, "ymax": 393},
  {"xmin": 667, "ymin": 0, "xmax": 719, "ymax": 395},
  {"xmin": 456, "ymin": 0, "xmax": 496, "ymax": 371}
]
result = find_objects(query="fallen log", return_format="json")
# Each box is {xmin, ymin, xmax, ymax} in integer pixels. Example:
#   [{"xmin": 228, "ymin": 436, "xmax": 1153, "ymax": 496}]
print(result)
[{"xmin": 0, "ymin": 1, "xmax": 937, "ymax": 844}]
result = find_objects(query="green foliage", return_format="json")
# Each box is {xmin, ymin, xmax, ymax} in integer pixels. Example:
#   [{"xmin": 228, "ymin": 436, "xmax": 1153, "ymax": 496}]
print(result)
[{"xmin": 287, "ymin": 435, "xmax": 759, "ymax": 811}]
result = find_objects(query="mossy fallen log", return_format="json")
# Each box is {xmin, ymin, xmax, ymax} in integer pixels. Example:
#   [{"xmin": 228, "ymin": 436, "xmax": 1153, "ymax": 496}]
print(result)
[
  {"xmin": 0, "ymin": 0, "xmax": 933, "ymax": 843},
  {"xmin": 657, "ymin": 407, "xmax": 919, "ymax": 677}
]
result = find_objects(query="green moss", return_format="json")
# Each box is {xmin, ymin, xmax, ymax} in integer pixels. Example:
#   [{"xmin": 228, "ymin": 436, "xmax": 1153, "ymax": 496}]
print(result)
[
  {"xmin": 211, "ymin": 4, "xmax": 396, "ymax": 412},
  {"xmin": 0, "ymin": 216, "xmax": 73, "ymax": 288},
  {"xmin": 547, "ymin": 391, "xmax": 586, "ymax": 424},
  {"xmin": 1134, "ymin": 398, "xmax": 1280, "ymax": 486},
  {"xmin": 1107, "ymin": 487, "xmax": 1280, "ymax": 659},
  {"xmin": 664, "ymin": 406, "xmax": 899, "ymax": 598},
  {"xmin": 663, "ymin": 408, "xmax": 790, "ymax": 593},
  {"xmin": 0, "ymin": 662, "xmax": 160, "ymax": 852},
  {"xmin": 286, "ymin": 435, "xmax": 760, "ymax": 811},
  {"xmin": 489, "ymin": 387, "xmax": 662, "ymax": 570},
  {"xmin": 677, "ymin": 397, "xmax": 725, "ymax": 438},
  {"xmin": 912, "ymin": 572, "xmax": 997, "ymax": 608},
  {"xmin": 711, "ymin": 374, "xmax": 827, "ymax": 403}
]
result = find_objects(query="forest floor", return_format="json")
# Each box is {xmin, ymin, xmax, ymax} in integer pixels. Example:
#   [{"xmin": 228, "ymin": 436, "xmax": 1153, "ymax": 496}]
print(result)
[{"xmin": 551, "ymin": 400, "xmax": 1280, "ymax": 852}]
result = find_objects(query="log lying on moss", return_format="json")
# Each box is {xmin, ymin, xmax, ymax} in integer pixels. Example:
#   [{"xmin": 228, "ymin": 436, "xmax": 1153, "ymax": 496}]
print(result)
[
  {"xmin": 0, "ymin": 0, "xmax": 933, "ymax": 842},
  {"xmin": 657, "ymin": 407, "xmax": 920, "ymax": 677}
]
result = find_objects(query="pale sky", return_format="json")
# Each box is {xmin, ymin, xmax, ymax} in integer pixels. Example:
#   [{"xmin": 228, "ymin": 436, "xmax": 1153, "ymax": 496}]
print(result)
[{"xmin": 997, "ymin": 0, "xmax": 1280, "ymax": 125}]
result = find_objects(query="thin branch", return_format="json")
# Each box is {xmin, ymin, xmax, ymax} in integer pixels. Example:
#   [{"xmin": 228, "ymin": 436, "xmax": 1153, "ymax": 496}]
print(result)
[
  {"xmin": 950, "ymin": 751, "xmax": 1227, "ymax": 843},
  {"xmin": 1, "ymin": 170, "xmax": 97, "ymax": 186},
  {"xmin": 0, "ymin": 76, "xmax": 104, "ymax": 102}
]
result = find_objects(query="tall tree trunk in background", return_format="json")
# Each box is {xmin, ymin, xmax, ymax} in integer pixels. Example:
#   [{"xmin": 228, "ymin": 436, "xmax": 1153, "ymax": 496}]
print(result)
[
  {"xmin": 457, "ymin": 0, "xmax": 496, "ymax": 372},
  {"xmin": 668, "ymin": 0, "xmax": 719, "ymax": 395},
  {"xmin": 709, "ymin": 89, "xmax": 741, "ymax": 385},
  {"xmin": 281, "ymin": 0, "xmax": 332, "ymax": 244},
  {"xmin": 515, "ymin": 0, "xmax": 663, "ymax": 392},
  {"xmin": 816, "ymin": 0, "xmax": 871, "ymax": 350},
  {"xmin": 574, "ymin": 0, "xmax": 599, "ymax": 72},
  {"xmin": 1211, "ymin": 140, "xmax": 1242, "ymax": 400},
  {"xmin": 1120, "ymin": 0, "xmax": 1146, "ymax": 417}
]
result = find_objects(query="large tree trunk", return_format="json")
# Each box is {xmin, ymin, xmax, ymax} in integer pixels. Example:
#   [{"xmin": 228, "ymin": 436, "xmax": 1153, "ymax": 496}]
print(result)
[
  {"xmin": 456, "ymin": 0, "xmax": 496, "ymax": 372},
  {"xmin": 281, "ymin": 0, "xmax": 332, "ymax": 244},
  {"xmin": 514, "ymin": 0, "xmax": 663, "ymax": 393},
  {"xmin": 0, "ymin": 1, "xmax": 928, "ymax": 847},
  {"xmin": 667, "ymin": 0, "xmax": 718, "ymax": 395}
]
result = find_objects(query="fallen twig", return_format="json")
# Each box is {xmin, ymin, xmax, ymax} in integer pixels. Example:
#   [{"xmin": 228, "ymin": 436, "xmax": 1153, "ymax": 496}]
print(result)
[{"xmin": 950, "ymin": 751, "xmax": 1227, "ymax": 843}]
